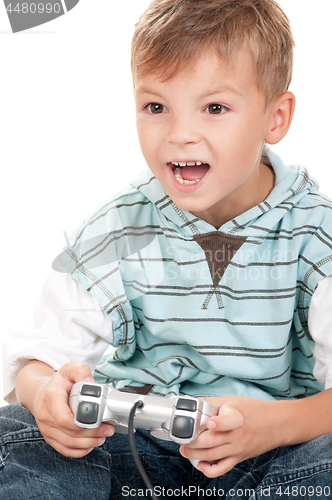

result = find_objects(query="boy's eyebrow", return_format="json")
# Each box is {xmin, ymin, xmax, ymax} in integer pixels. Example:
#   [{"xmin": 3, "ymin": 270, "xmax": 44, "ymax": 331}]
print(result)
[
  {"xmin": 135, "ymin": 85, "xmax": 164, "ymax": 98},
  {"xmin": 135, "ymin": 84, "xmax": 244, "ymax": 98},
  {"xmin": 199, "ymin": 85, "xmax": 245, "ymax": 98}
]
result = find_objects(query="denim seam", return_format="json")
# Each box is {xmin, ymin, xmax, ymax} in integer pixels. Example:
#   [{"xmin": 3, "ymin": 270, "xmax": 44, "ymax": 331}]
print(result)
[
  {"xmin": 260, "ymin": 461, "xmax": 332, "ymax": 488},
  {"xmin": 0, "ymin": 429, "xmax": 44, "ymax": 446},
  {"xmin": 0, "ymin": 447, "xmax": 10, "ymax": 471}
]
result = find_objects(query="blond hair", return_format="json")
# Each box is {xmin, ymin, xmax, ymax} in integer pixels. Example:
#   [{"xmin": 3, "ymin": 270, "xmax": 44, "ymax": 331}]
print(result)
[{"xmin": 131, "ymin": 0, "xmax": 295, "ymax": 105}]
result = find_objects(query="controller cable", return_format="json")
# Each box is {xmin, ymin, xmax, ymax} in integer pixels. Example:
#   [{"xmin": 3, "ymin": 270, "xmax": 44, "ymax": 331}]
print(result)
[{"xmin": 128, "ymin": 400, "xmax": 159, "ymax": 500}]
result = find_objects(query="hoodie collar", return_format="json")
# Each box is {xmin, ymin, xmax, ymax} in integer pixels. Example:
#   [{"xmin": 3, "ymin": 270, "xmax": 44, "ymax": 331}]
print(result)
[{"xmin": 130, "ymin": 150, "xmax": 319, "ymax": 240}]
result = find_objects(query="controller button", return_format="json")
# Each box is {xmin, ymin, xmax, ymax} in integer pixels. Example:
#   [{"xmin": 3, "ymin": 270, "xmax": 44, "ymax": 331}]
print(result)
[
  {"xmin": 81, "ymin": 384, "xmax": 102, "ymax": 398},
  {"xmin": 176, "ymin": 398, "xmax": 197, "ymax": 412},
  {"xmin": 171, "ymin": 416, "xmax": 194, "ymax": 439},
  {"xmin": 76, "ymin": 402, "xmax": 99, "ymax": 425}
]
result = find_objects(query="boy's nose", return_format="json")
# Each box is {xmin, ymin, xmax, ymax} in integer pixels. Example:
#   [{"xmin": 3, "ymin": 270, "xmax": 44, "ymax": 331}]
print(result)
[{"xmin": 167, "ymin": 115, "xmax": 201, "ymax": 146}]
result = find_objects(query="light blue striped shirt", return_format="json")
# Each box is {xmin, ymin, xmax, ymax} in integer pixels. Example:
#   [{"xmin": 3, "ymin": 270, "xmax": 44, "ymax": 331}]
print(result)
[{"xmin": 59, "ymin": 151, "xmax": 332, "ymax": 400}]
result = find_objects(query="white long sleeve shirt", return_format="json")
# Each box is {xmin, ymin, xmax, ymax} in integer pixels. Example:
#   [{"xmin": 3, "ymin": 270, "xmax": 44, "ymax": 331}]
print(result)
[{"xmin": 3, "ymin": 270, "xmax": 114, "ymax": 403}]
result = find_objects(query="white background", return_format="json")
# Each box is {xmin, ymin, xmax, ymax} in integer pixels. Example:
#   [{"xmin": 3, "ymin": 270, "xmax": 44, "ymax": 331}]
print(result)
[{"xmin": 1, "ymin": 0, "xmax": 331, "ymax": 405}]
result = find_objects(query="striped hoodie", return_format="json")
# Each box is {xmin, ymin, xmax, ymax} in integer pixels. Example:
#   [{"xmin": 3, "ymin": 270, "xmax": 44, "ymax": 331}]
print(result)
[{"xmin": 61, "ymin": 151, "xmax": 332, "ymax": 401}]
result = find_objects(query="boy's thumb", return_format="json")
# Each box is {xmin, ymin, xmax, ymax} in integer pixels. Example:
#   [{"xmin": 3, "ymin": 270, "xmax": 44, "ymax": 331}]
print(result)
[{"xmin": 207, "ymin": 404, "xmax": 244, "ymax": 431}]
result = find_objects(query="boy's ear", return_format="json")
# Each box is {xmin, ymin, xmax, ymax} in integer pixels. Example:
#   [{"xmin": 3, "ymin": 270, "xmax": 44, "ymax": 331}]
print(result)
[{"xmin": 265, "ymin": 92, "xmax": 296, "ymax": 145}]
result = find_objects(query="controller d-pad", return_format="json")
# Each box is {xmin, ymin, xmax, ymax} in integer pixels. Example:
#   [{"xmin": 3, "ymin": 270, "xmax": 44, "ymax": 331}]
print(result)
[
  {"xmin": 81, "ymin": 384, "xmax": 101, "ymax": 398},
  {"xmin": 171, "ymin": 416, "xmax": 194, "ymax": 439},
  {"xmin": 77, "ymin": 402, "xmax": 99, "ymax": 425}
]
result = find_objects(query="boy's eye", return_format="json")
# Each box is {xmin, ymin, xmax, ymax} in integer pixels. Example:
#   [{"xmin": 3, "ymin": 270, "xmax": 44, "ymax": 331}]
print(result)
[
  {"xmin": 205, "ymin": 104, "xmax": 228, "ymax": 115},
  {"xmin": 145, "ymin": 103, "xmax": 166, "ymax": 114}
]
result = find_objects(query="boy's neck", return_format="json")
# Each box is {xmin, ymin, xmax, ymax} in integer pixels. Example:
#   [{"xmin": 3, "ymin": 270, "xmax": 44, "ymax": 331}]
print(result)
[{"xmin": 191, "ymin": 162, "xmax": 275, "ymax": 229}]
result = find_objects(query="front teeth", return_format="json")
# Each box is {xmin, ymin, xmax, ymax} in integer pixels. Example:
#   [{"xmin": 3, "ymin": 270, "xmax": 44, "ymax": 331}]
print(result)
[{"xmin": 172, "ymin": 161, "xmax": 203, "ymax": 167}]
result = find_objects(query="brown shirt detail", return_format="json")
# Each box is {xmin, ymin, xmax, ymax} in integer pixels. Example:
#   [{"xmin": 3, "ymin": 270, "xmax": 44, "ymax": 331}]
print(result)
[
  {"xmin": 124, "ymin": 384, "xmax": 155, "ymax": 395},
  {"xmin": 193, "ymin": 232, "xmax": 247, "ymax": 309},
  {"xmin": 194, "ymin": 232, "xmax": 247, "ymax": 286}
]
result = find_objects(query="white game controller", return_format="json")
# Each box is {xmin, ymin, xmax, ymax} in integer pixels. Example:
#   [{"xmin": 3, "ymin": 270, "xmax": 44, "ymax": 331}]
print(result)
[{"xmin": 69, "ymin": 382, "xmax": 218, "ymax": 468}]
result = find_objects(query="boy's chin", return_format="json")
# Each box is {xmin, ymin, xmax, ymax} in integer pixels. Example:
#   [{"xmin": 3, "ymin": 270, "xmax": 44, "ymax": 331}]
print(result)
[{"xmin": 169, "ymin": 197, "xmax": 210, "ymax": 215}]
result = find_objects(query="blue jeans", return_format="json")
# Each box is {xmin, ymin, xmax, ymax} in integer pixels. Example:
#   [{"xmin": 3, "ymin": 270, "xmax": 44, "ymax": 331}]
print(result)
[{"xmin": 0, "ymin": 403, "xmax": 331, "ymax": 499}]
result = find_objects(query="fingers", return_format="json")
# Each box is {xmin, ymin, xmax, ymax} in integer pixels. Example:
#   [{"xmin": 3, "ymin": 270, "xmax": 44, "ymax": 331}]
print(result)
[
  {"xmin": 42, "ymin": 392, "xmax": 115, "ymax": 457},
  {"xmin": 196, "ymin": 456, "xmax": 239, "ymax": 478},
  {"xmin": 57, "ymin": 361, "xmax": 94, "ymax": 385},
  {"xmin": 38, "ymin": 398, "xmax": 115, "ymax": 458},
  {"xmin": 180, "ymin": 440, "xmax": 239, "ymax": 478},
  {"xmin": 179, "ymin": 403, "xmax": 245, "ymax": 478},
  {"xmin": 43, "ymin": 423, "xmax": 115, "ymax": 458},
  {"xmin": 44, "ymin": 431, "xmax": 105, "ymax": 458},
  {"xmin": 182, "ymin": 403, "xmax": 244, "ymax": 453},
  {"xmin": 33, "ymin": 362, "xmax": 115, "ymax": 458}
]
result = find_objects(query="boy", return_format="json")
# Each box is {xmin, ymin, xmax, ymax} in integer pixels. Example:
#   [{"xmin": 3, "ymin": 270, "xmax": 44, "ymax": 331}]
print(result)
[{"xmin": 1, "ymin": 0, "xmax": 332, "ymax": 498}]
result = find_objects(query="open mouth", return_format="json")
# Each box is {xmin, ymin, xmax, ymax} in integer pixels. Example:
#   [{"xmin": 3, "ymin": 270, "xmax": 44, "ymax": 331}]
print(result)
[{"xmin": 169, "ymin": 161, "xmax": 210, "ymax": 185}]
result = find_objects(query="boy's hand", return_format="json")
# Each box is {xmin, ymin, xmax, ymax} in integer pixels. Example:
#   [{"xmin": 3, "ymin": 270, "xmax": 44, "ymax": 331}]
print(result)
[
  {"xmin": 30, "ymin": 361, "xmax": 115, "ymax": 458},
  {"xmin": 179, "ymin": 396, "xmax": 282, "ymax": 478}
]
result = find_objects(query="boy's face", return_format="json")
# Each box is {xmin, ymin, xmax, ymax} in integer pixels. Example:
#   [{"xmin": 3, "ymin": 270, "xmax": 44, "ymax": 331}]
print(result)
[{"xmin": 134, "ymin": 49, "xmax": 276, "ymax": 228}]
